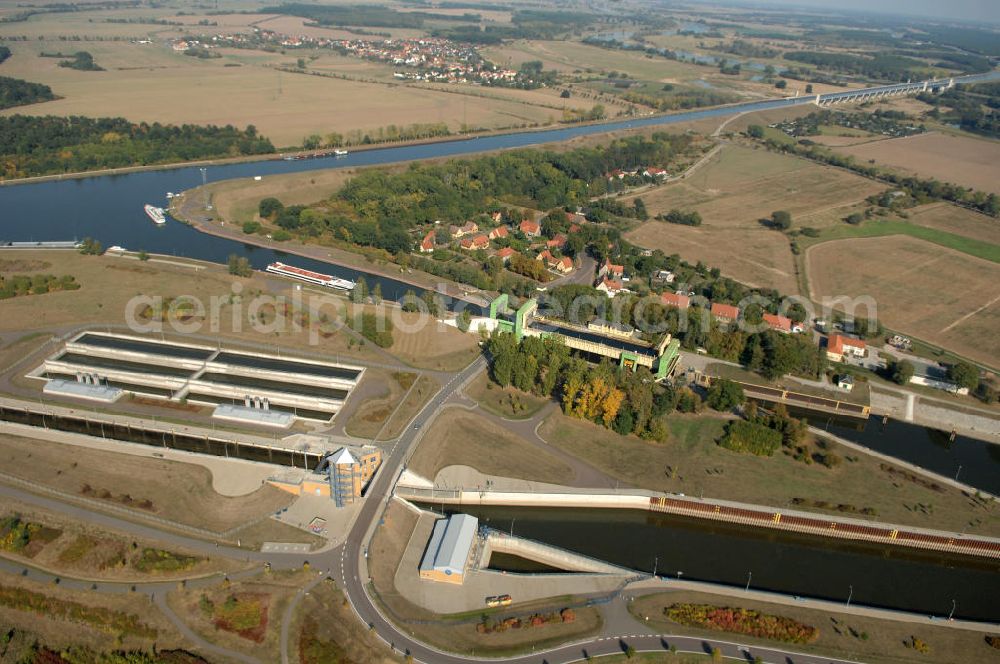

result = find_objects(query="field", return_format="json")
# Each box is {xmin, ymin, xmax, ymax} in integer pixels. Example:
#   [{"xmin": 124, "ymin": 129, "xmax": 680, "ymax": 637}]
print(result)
[
  {"xmin": 408, "ymin": 408, "xmax": 573, "ymax": 485},
  {"xmin": 906, "ymin": 203, "xmax": 1000, "ymax": 246},
  {"xmin": 537, "ymin": 412, "xmax": 1000, "ymax": 537},
  {"xmin": 0, "ymin": 11, "xmax": 607, "ymax": 147},
  {"xmin": 464, "ymin": 372, "xmax": 550, "ymax": 419},
  {"xmin": 632, "ymin": 590, "xmax": 1000, "ymax": 664},
  {"xmin": 623, "ymin": 145, "xmax": 885, "ymax": 293},
  {"xmin": 834, "ymin": 132, "xmax": 1000, "ymax": 195},
  {"xmin": 807, "ymin": 235, "xmax": 1000, "ymax": 367}
]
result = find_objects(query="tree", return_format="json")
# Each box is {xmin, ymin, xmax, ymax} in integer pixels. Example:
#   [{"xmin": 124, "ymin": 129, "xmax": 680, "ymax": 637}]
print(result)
[
  {"xmin": 770, "ymin": 210, "xmax": 792, "ymax": 231},
  {"xmin": 258, "ymin": 197, "xmax": 283, "ymax": 219},
  {"xmin": 401, "ymin": 290, "xmax": 420, "ymax": 312},
  {"xmin": 747, "ymin": 124, "xmax": 765, "ymax": 139},
  {"xmin": 296, "ymin": 57, "xmax": 306, "ymax": 69},
  {"xmin": 805, "ymin": 84, "xmax": 814, "ymax": 94},
  {"xmin": 351, "ymin": 276, "xmax": 368, "ymax": 303},
  {"xmin": 707, "ymin": 378, "xmax": 745, "ymax": 411},
  {"xmin": 78, "ymin": 237, "xmax": 102, "ymax": 255},
  {"xmin": 560, "ymin": 89, "xmax": 571, "ymax": 98},
  {"xmin": 948, "ymin": 361, "xmax": 980, "ymax": 391},
  {"xmin": 775, "ymin": 79, "xmax": 787, "ymax": 89},
  {"xmin": 227, "ymin": 254, "xmax": 252, "ymax": 277},
  {"xmin": 624, "ymin": 644, "xmax": 636, "ymax": 659},
  {"xmin": 711, "ymin": 647, "xmax": 722, "ymax": 662},
  {"xmin": 845, "ymin": 212, "xmax": 864, "ymax": 225},
  {"xmin": 303, "ymin": 134, "xmax": 322, "ymax": 150},
  {"xmin": 457, "ymin": 309, "xmax": 472, "ymax": 332},
  {"xmin": 137, "ymin": 250, "xmax": 149, "ymax": 261},
  {"xmin": 371, "ymin": 282, "xmax": 382, "ymax": 305},
  {"xmin": 891, "ymin": 359, "xmax": 914, "ymax": 385}
]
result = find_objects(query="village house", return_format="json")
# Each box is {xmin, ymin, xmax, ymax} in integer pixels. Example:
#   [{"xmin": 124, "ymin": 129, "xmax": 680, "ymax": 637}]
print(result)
[
  {"xmin": 652, "ymin": 269, "xmax": 676, "ymax": 284},
  {"xmin": 519, "ymin": 219, "xmax": 541, "ymax": 237},
  {"xmin": 546, "ymin": 234, "xmax": 568, "ymax": 250},
  {"xmin": 762, "ymin": 313, "xmax": 793, "ymax": 334},
  {"xmin": 460, "ymin": 234, "xmax": 490, "ymax": 251},
  {"xmin": 826, "ymin": 334, "xmax": 867, "ymax": 363},
  {"xmin": 419, "ymin": 231, "xmax": 435, "ymax": 253},
  {"xmin": 643, "ymin": 167, "xmax": 668, "ymax": 178},
  {"xmin": 490, "ymin": 211, "xmax": 503, "ymax": 223},
  {"xmin": 661, "ymin": 292, "xmax": 690, "ymax": 310},
  {"xmin": 488, "ymin": 226, "xmax": 509, "ymax": 241},
  {"xmin": 496, "ymin": 247, "xmax": 517, "ymax": 263},
  {"xmin": 598, "ymin": 259, "xmax": 625, "ymax": 281},
  {"xmin": 711, "ymin": 303, "xmax": 741, "ymax": 324},
  {"xmin": 449, "ymin": 221, "xmax": 478, "ymax": 239},
  {"xmin": 596, "ymin": 278, "xmax": 630, "ymax": 298}
]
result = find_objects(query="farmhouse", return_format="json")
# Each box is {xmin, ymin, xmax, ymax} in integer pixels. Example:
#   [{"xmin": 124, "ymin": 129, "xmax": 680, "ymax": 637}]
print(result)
[
  {"xmin": 519, "ymin": 219, "xmax": 541, "ymax": 237},
  {"xmin": 826, "ymin": 334, "xmax": 867, "ymax": 362},
  {"xmin": 597, "ymin": 278, "xmax": 630, "ymax": 298},
  {"xmin": 450, "ymin": 221, "xmax": 478, "ymax": 238},
  {"xmin": 497, "ymin": 247, "xmax": 517, "ymax": 263},
  {"xmin": 460, "ymin": 234, "xmax": 490, "ymax": 251},
  {"xmin": 762, "ymin": 313, "xmax": 793, "ymax": 333},
  {"xmin": 661, "ymin": 292, "xmax": 690, "ymax": 310},
  {"xmin": 419, "ymin": 231, "xmax": 435, "ymax": 253},
  {"xmin": 711, "ymin": 303, "xmax": 741, "ymax": 324}
]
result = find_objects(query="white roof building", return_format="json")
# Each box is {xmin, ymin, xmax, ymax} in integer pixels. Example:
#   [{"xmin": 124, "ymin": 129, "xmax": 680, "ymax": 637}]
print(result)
[{"xmin": 419, "ymin": 513, "xmax": 478, "ymax": 583}]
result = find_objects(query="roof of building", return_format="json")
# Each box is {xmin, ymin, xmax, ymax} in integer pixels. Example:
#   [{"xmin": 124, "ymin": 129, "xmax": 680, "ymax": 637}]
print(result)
[
  {"xmin": 420, "ymin": 514, "xmax": 478, "ymax": 577},
  {"xmin": 763, "ymin": 313, "xmax": 793, "ymax": 332},
  {"xmin": 520, "ymin": 219, "xmax": 540, "ymax": 234},
  {"xmin": 827, "ymin": 333, "xmax": 866, "ymax": 355},
  {"xmin": 497, "ymin": 247, "xmax": 516, "ymax": 258},
  {"xmin": 598, "ymin": 278, "xmax": 625, "ymax": 291},
  {"xmin": 330, "ymin": 447, "xmax": 358, "ymax": 466},
  {"xmin": 661, "ymin": 292, "xmax": 690, "ymax": 309},
  {"xmin": 711, "ymin": 302, "xmax": 740, "ymax": 320}
]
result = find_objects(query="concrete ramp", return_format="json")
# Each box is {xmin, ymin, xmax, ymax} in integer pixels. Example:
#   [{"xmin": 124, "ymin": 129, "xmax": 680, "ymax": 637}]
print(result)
[{"xmin": 484, "ymin": 530, "xmax": 626, "ymax": 574}]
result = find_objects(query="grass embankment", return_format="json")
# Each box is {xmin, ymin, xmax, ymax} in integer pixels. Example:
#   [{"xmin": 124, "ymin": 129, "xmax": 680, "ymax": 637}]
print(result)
[
  {"xmin": 632, "ymin": 591, "xmax": 1000, "ymax": 664},
  {"xmin": 368, "ymin": 501, "xmax": 602, "ymax": 656},
  {"xmin": 464, "ymin": 372, "xmax": 550, "ymax": 420},
  {"xmin": 537, "ymin": 412, "xmax": 999, "ymax": 536},
  {"xmin": 408, "ymin": 408, "xmax": 573, "ymax": 485}
]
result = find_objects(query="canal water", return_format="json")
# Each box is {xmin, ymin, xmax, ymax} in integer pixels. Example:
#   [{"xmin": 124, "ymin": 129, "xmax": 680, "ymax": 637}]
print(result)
[
  {"xmin": 445, "ymin": 504, "xmax": 1000, "ymax": 622},
  {"xmin": 801, "ymin": 410, "xmax": 1000, "ymax": 496}
]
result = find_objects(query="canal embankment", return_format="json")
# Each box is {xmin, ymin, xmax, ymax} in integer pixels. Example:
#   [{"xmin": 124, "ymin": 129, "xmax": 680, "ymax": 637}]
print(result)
[{"xmin": 396, "ymin": 471, "xmax": 1000, "ymax": 561}]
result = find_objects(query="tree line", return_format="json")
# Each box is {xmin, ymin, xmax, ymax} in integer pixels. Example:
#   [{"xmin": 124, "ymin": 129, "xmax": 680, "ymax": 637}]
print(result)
[
  {"xmin": 0, "ymin": 75, "xmax": 56, "ymax": 110},
  {"xmin": 0, "ymin": 115, "xmax": 274, "ymax": 179}
]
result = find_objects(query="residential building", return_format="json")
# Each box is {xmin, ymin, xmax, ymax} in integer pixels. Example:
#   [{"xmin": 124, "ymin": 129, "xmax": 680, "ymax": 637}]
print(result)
[
  {"xmin": 836, "ymin": 374, "xmax": 855, "ymax": 391},
  {"xmin": 419, "ymin": 231, "xmax": 435, "ymax": 253},
  {"xmin": 762, "ymin": 313, "xmax": 793, "ymax": 333},
  {"xmin": 488, "ymin": 226, "xmax": 509, "ymax": 241},
  {"xmin": 598, "ymin": 259, "xmax": 625, "ymax": 280},
  {"xmin": 652, "ymin": 270, "xmax": 676, "ymax": 284},
  {"xmin": 711, "ymin": 303, "xmax": 741, "ymax": 324},
  {"xmin": 496, "ymin": 247, "xmax": 517, "ymax": 263},
  {"xmin": 519, "ymin": 219, "xmax": 541, "ymax": 237},
  {"xmin": 546, "ymin": 234, "xmax": 568, "ymax": 250},
  {"xmin": 449, "ymin": 221, "xmax": 478, "ymax": 238},
  {"xmin": 419, "ymin": 513, "xmax": 479, "ymax": 585},
  {"xmin": 643, "ymin": 167, "xmax": 668, "ymax": 178},
  {"xmin": 661, "ymin": 292, "xmax": 690, "ymax": 310},
  {"xmin": 460, "ymin": 234, "xmax": 489, "ymax": 251},
  {"xmin": 826, "ymin": 334, "xmax": 867, "ymax": 363},
  {"xmin": 596, "ymin": 278, "xmax": 629, "ymax": 298}
]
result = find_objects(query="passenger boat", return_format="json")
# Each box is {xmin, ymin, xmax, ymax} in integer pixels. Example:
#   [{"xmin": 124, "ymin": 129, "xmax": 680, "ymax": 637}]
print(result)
[{"xmin": 265, "ymin": 261, "xmax": 356, "ymax": 290}]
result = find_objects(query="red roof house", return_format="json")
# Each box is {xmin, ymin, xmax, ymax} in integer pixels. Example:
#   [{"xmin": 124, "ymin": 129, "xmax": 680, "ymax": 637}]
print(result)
[
  {"xmin": 661, "ymin": 292, "xmax": 690, "ymax": 310},
  {"xmin": 711, "ymin": 302, "xmax": 740, "ymax": 323}
]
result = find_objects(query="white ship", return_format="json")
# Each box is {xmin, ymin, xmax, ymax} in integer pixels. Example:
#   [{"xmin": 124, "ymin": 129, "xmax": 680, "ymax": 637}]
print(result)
[
  {"xmin": 144, "ymin": 204, "xmax": 166, "ymax": 225},
  {"xmin": 265, "ymin": 261, "xmax": 356, "ymax": 290},
  {"xmin": 334, "ymin": 149, "xmax": 348, "ymax": 156}
]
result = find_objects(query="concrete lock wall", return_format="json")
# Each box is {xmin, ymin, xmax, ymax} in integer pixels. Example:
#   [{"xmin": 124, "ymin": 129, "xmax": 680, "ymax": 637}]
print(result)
[{"xmin": 485, "ymin": 531, "xmax": 626, "ymax": 574}]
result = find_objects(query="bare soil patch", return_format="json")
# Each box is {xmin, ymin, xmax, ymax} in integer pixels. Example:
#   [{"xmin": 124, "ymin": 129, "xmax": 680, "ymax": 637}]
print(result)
[
  {"xmin": 834, "ymin": 132, "xmax": 1000, "ymax": 195},
  {"xmin": 807, "ymin": 235, "xmax": 1000, "ymax": 367}
]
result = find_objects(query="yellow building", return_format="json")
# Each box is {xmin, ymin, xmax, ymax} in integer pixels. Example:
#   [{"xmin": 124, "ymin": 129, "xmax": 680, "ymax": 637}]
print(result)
[
  {"xmin": 268, "ymin": 445, "xmax": 382, "ymax": 507},
  {"xmin": 419, "ymin": 514, "xmax": 479, "ymax": 585}
]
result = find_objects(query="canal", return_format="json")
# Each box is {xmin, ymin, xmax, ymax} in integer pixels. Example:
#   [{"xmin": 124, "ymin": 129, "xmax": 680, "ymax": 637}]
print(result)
[{"xmin": 442, "ymin": 504, "xmax": 1000, "ymax": 622}]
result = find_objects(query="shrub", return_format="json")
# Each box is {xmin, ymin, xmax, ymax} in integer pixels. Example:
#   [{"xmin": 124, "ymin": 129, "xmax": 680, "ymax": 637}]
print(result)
[
  {"xmin": 719, "ymin": 420, "xmax": 781, "ymax": 456},
  {"xmin": 663, "ymin": 603, "xmax": 818, "ymax": 644}
]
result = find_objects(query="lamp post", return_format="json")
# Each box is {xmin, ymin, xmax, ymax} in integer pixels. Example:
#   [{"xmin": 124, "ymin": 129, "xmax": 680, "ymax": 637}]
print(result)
[
  {"xmin": 948, "ymin": 599, "xmax": 956, "ymax": 621},
  {"xmin": 653, "ymin": 556, "xmax": 658, "ymax": 578},
  {"xmin": 745, "ymin": 571, "xmax": 752, "ymax": 593},
  {"xmin": 847, "ymin": 585, "xmax": 853, "ymax": 608}
]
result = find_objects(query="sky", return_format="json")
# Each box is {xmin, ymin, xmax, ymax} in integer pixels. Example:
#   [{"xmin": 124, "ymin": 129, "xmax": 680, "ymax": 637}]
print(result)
[{"xmin": 723, "ymin": 0, "xmax": 999, "ymax": 23}]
